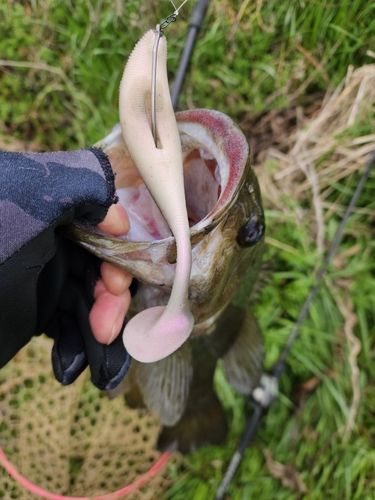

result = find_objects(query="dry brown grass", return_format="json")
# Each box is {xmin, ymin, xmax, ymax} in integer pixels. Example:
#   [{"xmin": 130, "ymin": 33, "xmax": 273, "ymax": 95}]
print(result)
[{"xmin": 242, "ymin": 65, "xmax": 375, "ymax": 253}]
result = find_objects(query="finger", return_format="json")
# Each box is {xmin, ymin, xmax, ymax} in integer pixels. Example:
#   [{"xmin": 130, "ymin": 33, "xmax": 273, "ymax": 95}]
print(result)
[
  {"xmin": 98, "ymin": 203, "xmax": 130, "ymax": 236},
  {"xmin": 93, "ymin": 277, "xmax": 106, "ymax": 299},
  {"xmin": 100, "ymin": 261, "xmax": 133, "ymax": 296},
  {"xmin": 89, "ymin": 287, "xmax": 131, "ymax": 344}
]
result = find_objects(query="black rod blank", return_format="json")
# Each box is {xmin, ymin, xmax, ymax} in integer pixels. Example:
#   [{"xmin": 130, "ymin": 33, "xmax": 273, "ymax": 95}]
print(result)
[{"xmin": 171, "ymin": 0, "xmax": 210, "ymax": 110}]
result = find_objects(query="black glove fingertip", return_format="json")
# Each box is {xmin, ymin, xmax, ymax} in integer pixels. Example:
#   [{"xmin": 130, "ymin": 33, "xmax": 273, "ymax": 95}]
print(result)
[
  {"xmin": 100, "ymin": 332, "xmax": 132, "ymax": 391},
  {"xmin": 50, "ymin": 314, "xmax": 89, "ymax": 385},
  {"xmin": 89, "ymin": 324, "xmax": 132, "ymax": 391}
]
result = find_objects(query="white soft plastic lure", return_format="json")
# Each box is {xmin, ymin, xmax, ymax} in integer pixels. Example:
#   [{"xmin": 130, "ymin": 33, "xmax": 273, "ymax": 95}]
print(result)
[{"xmin": 119, "ymin": 30, "xmax": 194, "ymax": 363}]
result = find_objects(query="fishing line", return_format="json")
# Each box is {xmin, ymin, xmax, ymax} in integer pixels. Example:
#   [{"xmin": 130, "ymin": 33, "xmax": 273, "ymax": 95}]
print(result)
[
  {"xmin": 215, "ymin": 151, "xmax": 375, "ymax": 500},
  {"xmin": 151, "ymin": 24, "xmax": 162, "ymax": 146}
]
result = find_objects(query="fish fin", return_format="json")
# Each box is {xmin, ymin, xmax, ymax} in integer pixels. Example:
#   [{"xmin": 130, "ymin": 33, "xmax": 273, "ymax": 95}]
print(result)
[
  {"xmin": 106, "ymin": 360, "xmax": 137, "ymax": 399},
  {"xmin": 136, "ymin": 342, "xmax": 193, "ymax": 426},
  {"xmin": 222, "ymin": 308, "xmax": 264, "ymax": 395},
  {"xmin": 157, "ymin": 390, "xmax": 227, "ymax": 454},
  {"xmin": 157, "ymin": 331, "xmax": 229, "ymax": 454},
  {"xmin": 124, "ymin": 381, "xmax": 145, "ymax": 408},
  {"xmin": 106, "ymin": 378, "xmax": 128, "ymax": 400},
  {"xmin": 106, "ymin": 361, "xmax": 145, "ymax": 408}
]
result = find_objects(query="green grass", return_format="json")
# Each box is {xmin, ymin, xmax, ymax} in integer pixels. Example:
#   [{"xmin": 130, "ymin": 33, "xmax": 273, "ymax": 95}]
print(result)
[
  {"xmin": 1, "ymin": 1, "xmax": 375, "ymax": 499},
  {"xmin": 2, "ymin": 0, "xmax": 375, "ymax": 146}
]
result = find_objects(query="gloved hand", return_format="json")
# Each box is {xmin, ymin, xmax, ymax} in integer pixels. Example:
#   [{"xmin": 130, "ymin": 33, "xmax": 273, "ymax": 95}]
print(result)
[{"xmin": 0, "ymin": 147, "xmax": 131, "ymax": 390}]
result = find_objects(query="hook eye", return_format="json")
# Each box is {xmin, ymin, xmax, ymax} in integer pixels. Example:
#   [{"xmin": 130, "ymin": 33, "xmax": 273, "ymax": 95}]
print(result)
[{"xmin": 237, "ymin": 215, "xmax": 265, "ymax": 247}]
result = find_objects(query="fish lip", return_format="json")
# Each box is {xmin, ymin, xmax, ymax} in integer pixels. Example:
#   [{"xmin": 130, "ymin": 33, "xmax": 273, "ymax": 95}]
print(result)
[
  {"xmin": 176, "ymin": 109, "xmax": 249, "ymax": 232},
  {"xmin": 94, "ymin": 109, "xmax": 249, "ymax": 245}
]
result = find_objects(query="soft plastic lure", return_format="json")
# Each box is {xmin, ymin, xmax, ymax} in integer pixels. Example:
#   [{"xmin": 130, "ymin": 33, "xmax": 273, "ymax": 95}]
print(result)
[{"xmin": 119, "ymin": 29, "xmax": 194, "ymax": 363}]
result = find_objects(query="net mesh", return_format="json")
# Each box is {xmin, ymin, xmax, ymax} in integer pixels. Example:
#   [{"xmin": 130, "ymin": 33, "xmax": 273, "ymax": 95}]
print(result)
[{"xmin": 0, "ymin": 337, "xmax": 181, "ymax": 499}]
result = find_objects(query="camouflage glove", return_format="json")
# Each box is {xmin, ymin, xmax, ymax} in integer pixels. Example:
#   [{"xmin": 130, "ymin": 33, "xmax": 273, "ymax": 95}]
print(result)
[{"xmin": 0, "ymin": 148, "xmax": 131, "ymax": 390}]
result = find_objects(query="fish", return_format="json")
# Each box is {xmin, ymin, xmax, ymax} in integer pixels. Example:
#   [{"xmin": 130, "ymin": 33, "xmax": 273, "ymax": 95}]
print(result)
[
  {"xmin": 66, "ymin": 30, "xmax": 266, "ymax": 453},
  {"xmin": 67, "ymin": 108, "xmax": 266, "ymax": 453}
]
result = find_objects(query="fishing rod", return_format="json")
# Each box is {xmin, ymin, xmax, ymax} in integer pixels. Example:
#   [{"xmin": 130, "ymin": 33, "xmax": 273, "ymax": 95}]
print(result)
[
  {"xmin": 215, "ymin": 152, "xmax": 375, "ymax": 500},
  {"xmin": 171, "ymin": 0, "xmax": 210, "ymax": 109}
]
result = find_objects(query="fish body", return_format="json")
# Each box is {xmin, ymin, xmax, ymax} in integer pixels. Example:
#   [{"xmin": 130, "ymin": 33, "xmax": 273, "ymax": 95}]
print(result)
[{"xmin": 68, "ymin": 109, "xmax": 265, "ymax": 453}]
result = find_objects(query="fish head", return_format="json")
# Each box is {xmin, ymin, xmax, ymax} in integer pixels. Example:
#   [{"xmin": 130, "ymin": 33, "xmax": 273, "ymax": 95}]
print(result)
[
  {"xmin": 68, "ymin": 108, "xmax": 265, "ymax": 332},
  {"xmin": 177, "ymin": 110, "xmax": 265, "ymax": 331}
]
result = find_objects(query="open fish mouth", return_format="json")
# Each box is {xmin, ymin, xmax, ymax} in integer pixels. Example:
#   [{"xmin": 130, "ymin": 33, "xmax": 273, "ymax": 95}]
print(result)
[
  {"xmin": 95, "ymin": 108, "xmax": 249, "ymax": 244},
  {"xmin": 69, "ymin": 107, "xmax": 264, "ymax": 337}
]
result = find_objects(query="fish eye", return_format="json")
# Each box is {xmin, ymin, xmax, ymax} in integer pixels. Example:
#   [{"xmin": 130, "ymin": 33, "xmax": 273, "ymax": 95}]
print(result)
[{"xmin": 237, "ymin": 215, "xmax": 265, "ymax": 247}]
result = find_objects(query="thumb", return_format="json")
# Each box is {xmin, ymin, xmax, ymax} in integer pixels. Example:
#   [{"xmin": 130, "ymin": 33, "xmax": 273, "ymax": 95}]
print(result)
[{"xmin": 98, "ymin": 203, "xmax": 130, "ymax": 236}]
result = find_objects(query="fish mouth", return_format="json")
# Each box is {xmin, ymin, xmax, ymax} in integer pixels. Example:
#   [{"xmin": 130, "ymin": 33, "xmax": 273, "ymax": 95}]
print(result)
[{"xmin": 96, "ymin": 109, "xmax": 249, "ymax": 243}]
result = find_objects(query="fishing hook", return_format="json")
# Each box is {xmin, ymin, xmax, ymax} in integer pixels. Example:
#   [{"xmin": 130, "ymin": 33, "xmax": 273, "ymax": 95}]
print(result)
[
  {"xmin": 151, "ymin": 0, "xmax": 189, "ymax": 146},
  {"xmin": 151, "ymin": 24, "xmax": 162, "ymax": 146}
]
